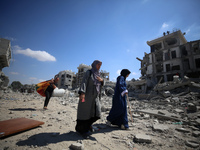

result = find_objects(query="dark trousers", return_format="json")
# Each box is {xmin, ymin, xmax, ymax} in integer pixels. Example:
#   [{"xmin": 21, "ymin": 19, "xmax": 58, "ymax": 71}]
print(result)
[
  {"xmin": 75, "ymin": 117, "xmax": 99, "ymax": 133},
  {"xmin": 44, "ymin": 86, "xmax": 54, "ymax": 107}
]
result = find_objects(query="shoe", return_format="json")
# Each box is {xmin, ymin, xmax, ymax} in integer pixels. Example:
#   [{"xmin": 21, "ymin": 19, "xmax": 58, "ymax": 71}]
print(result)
[
  {"xmin": 121, "ymin": 124, "xmax": 126, "ymax": 129},
  {"xmin": 43, "ymin": 107, "xmax": 47, "ymax": 110},
  {"xmin": 121, "ymin": 124, "xmax": 130, "ymax": 130},
  {"xmin": 81, "ymin": 131, "xmax": 92, "ymax": 139},
  {"xmin": 89, "ymin": 126, "xmax": 95, "ymax": 132},
  {"xmin": 106, "ymin": 120, "xmax": 112, "ymax": 126}
]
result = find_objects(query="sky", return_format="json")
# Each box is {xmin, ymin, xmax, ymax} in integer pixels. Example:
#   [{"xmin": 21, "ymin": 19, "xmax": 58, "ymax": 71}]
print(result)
[{"xmin": 1, "ymin": 0, "xmax": 200, "ymax": 85}]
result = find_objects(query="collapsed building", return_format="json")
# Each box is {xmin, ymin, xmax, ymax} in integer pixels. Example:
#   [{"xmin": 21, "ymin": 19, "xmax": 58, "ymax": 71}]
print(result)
[
  {"xmin": 57, "ymin": 63, "xmax": 110, "ymax": 89},
  {"xmin": 132, "ymin": 30, "xmax": 200, "ymax": 95},
  {"xmin": 57, "ymin": 70, "xmax": 76, "ymax": 89},
  {"xmin": 76, "ymin": 63, "xmax": 92, "ymax": 88},
  {"xmin": 0, "ymin": 38, "xmax": 11, "ymax": 89}
]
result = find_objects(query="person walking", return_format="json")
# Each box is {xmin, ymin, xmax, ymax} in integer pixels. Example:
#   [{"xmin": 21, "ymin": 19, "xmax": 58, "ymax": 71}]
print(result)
[
  {"xmin": 106, "ymin": 69, "xmax": 131, "ymax": 130},
  {"xmin": 75, "ymin": 60, "xmax": 104, "ymax": 138},
  {"xmin": 43, "ymin": 74, "xmax": 59, "ymax": 109}
]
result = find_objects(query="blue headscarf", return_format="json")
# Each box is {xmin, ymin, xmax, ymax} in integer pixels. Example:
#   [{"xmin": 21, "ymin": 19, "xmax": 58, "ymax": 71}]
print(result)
[
  {"xmin": 91, "ymin": 60, "xmax": 102, "ymax": 93},
  {"xmin": 120, "ymin": 69, "xmax": 131, "ymax": 79}
]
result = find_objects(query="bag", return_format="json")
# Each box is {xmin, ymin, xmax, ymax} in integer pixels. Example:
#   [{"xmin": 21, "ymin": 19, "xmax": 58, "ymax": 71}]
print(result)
[{"xmin": 35, "ymin": 81, "xmax": 51, "ymax": 97}]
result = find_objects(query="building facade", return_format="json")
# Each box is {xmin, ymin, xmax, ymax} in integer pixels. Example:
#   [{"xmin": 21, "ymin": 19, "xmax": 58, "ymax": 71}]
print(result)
[
  {"xmin": 0, "ymin": 38, "xmax": 11, "ymax": 89},
  {"xmin": 76, "ymin": 63, "xmax": 110, "ymax": 88},
  {"xmin": 76, "ymin": 63, "xmax": 92, "ymax": 88},
  {"xmin": 137, "ymin": 30, "xmax": 200, "ymax": 84},
  {"xmin": 57, "ymin": 70, "xmax": 75, "ymax": 89},
  {"xmin": 0, "ymin": 38, "xmax": 11, "ymax": 70}
]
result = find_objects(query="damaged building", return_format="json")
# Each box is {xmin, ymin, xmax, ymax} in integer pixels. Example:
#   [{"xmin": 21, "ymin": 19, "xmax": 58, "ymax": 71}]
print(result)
[
  {"xmin": 0, "ymin": 38, "xmax": 11, "ymax": 89},
  {"xmin": 76, "ymin": 63, "xmax": 110, "ymax": 88},
  {"xmin": 76, "ymin": 63, "xmax": 92, "ymax": 88},
  {"xmin": 136, "ymin": 30, "xmax": 200, "ymax": 91},
  {"xmin": 57, "ymin": 70, "xmax": 76, "ymax": 89}
]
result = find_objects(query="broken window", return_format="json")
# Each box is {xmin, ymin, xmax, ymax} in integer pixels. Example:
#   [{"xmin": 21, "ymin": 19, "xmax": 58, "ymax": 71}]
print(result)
[
  {"xmin": 151, "ymin": 45, "xmax": 155, "ymax": 53},
  {"xmin": 183, "ymin": 59, "xmax": 190, "ymax": 70},
  {"xmin": 151, "ymin": 43, "xmax": 162, "ymax": 52},
  {"xmin": 180, "ymin": 45, "xmax": 188, "ymax": 56},
  {"xmin": 192, "ymin": 42, "xmax": 199, "ymax": 53},
  {"xmin": 166, "ymin": 64, "xmax": 170, "ymax": 72},
  {"xmin": 167, "ymin": 74, "xmax": 174, "ymax": 81},
  {"xmin": 172, "ymin": 65, "xmax": 180, "ymax": 70},
  {"xmin": 66, "ymin": 74, "xmax": 71, "ymax": 78},
  {"xmin": 156, "ymin": 63, "xmax": 163, "ymax": 73},
  {"xmin": 195, "ymin": 58, "xmax": 200, "ymax": 68},
  {"xmin": 171, "ymin": 51, "xmax": 176, "ymax": 58},
  {"xmin": 165, "ymin": 51, "xmax": 170, "ymax": 60},
  {"xmin": 165, "ymin": 38, "xmax": 177, "ymax": 46},
  {"xmin": 155, "ymin": 51, "xmax": 163, "ymax": 62}
]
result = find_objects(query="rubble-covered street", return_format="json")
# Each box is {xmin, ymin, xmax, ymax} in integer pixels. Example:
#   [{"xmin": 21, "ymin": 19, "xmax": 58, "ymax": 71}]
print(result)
[{"xmin": 0, "ymin": 84, "xmax": 200, "ymax": 150}]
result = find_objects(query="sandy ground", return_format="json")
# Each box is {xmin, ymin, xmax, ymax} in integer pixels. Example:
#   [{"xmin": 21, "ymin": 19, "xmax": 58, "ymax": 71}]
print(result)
[{"xmin": 0, "ymin": 91, "xmax": 199, "ymax": 150}]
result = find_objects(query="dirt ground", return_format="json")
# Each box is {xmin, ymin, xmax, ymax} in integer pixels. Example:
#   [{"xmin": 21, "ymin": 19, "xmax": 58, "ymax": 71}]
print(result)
[{"xmin": 0, "ymin": 91, "xmax": 199, "ymax": 150}]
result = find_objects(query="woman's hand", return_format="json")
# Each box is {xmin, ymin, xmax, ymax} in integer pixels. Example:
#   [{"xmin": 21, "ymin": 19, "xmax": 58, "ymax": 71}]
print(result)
[
  {"xmin": 79, "ymin": 93, "xmax": 85, "ymax": 100},
  {"xmin": 97, "ymin": 76, "xmax": 103, "ymax": 82}
]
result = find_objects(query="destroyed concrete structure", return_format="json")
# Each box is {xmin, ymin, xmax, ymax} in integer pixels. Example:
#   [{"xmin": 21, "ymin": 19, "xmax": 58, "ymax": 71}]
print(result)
[
  {"xmin": 76, "ymin": 63, "xmax": 91, "ymax": 88},
  {"xmin": 0, "ymin": 38, "xmax": 11, "ymax": 89},
  {"xmin": 134, "ymin": 30, "xmax": 200, "ymax": 94},
  {"xmin": 57, "ymin": 70, "xmax": 75, "ymax": 89},
  {"xmin": 76, "ymin": 63, "xmax": 110, "ymax": 88}
]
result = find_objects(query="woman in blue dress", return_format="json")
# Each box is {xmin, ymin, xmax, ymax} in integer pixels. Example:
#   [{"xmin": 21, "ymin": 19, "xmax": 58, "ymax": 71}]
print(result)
[{"xmin": 106, "ymin": 69, "xmax": 131, "ymax": 130}]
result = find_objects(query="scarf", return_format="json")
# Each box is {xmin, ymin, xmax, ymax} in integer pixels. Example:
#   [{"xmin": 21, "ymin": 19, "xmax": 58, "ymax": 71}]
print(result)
[
  {"xmin": 120, "ymin": 69, "xmax": 131, "ymax": 79},
  {"xmin": 91, "ymin": 60, "xmax": 102, "ymax": 93}
]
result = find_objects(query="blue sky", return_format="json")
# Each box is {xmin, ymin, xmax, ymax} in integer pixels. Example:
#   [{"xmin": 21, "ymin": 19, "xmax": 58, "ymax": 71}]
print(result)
[{"xmin": 1, "ymin": 0, "xmax": 200, "ymax": 85}]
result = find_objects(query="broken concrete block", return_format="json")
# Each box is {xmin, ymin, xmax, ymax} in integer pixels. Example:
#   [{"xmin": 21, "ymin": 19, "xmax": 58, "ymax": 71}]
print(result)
[
  {"xmin": 132, "ymin": 113, "xmax": 141, "ymax": 118},
  {"xmin": 153, "ymin": 124, "xmax": 169, "ymax": 132},
  {"xmin": 174, "ymin": 109, "xmax": 184, "ymax": 113},
  {"xmin": 185, "ymin": 140, "xmax": 199, "ymax": 148},
  {"xmin": 195, "ymin": 118, "xmax": 200, "ymax": 125},
  {"xmin": 162, "ymin": 91, "xmax": 171, "ymax": 97},
  {"xmin": 192, "ymin": 131, "xmax": 200, "ymax": 137},
  {"xmin": 172, "ymin": 97, "xmax": 179, "ymax": 102},
  {"xmin": 175, "ymin": 128, "xmax": 190, "ymax": 133},
  {"xmin": 70, "ymin": 142, "xmax": 84, "ymax": 150},
  {"xmin": 187, "ymin": 103, "xmax": 197, "ymax": 113},
  {"xmin": 134, "ymin": 134, "xmax": 152, "ymax": 144}
]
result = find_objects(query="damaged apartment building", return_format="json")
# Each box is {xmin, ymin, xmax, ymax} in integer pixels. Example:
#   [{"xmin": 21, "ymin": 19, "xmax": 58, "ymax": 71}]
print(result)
[
  {"xmin": 57, "ymin": 70, "xmax": 76, "ymax": 89},
  {"xmin": 58, "ymin": 63, "xmax": 110, "ymax": 89},
  {"xmin": 136, "ymin": 30, "xmax": 200, "ymax": 91},
  {"xmin": 76, "ymin": 63, "xmax": 110, "ymax": 88},
  {"xmin": 0, "ymin": 38, "xmax": 11, "ymax": 89}
]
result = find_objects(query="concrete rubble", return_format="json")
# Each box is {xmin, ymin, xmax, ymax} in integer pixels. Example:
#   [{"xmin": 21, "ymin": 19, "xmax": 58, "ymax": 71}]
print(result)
[{"xmin": 0, "ymin": 79, "xmax": 200, "ymax": 150}]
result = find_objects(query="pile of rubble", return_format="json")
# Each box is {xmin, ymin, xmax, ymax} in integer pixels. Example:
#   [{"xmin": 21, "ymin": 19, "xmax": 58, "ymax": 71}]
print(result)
[{"xmin": 0, "ymin": 79, "xmax": 200, "ymax": 149}]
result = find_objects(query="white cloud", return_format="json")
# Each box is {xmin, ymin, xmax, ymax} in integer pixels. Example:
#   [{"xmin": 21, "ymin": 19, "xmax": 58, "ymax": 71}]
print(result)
[
  {"xmin": 117, "ymin": 70, "xmax": 121, "ymax": 75},
  {"xmin": 161, "ymin": 23, "xmax": 169, "ymax": 29},
  {"xmin": 132, "ymin": 72, "xmax": 139, "ymax": 75},
  {"xmin": 186, "ymin": 28, "xmax": 191, "ymax": 34},
  {"xmin": 185, "ymin": 24, "xmax": 200, "ymax": 40},
  {"xmin": 13, "ymin": 46, "xmax": 56, "ymax": 62},
  {"xmin": 10, "ymin": 72, "xmax": 19, "ymax": 75}
]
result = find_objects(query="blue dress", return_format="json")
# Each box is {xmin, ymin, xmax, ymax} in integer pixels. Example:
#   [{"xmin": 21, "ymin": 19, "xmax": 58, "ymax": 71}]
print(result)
[{"xmin": 107, "ymin": 75, "xmax": 129, "ymax": 128}]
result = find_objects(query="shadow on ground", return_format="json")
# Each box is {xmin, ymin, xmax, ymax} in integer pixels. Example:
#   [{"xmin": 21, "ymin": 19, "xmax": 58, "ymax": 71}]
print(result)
[
  {"xmin": 16, "ymin": 131, "xmax": 96, "ymax": 147},
  {"xmin": 9, "ymin": 108, "xmax": 36, "ymax": 111}
]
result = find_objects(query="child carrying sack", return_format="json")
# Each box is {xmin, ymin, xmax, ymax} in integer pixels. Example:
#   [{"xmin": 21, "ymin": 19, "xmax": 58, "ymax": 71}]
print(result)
[{"xmin": 35, "ymin": 81, "xmax": 51, "ymax": 97}]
